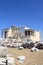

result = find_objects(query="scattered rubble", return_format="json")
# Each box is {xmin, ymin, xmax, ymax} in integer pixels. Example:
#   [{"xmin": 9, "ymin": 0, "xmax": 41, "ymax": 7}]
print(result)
[
  {"xmin": 31, "ymin": 47, "xmax": 39, "ymax": 52},
  {"xmin": 17, "ymin": 56, "xmax": 25, "ymax": 63}
]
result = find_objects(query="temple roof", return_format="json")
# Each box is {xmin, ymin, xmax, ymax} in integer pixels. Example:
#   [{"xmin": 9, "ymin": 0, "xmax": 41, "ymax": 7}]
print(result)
[{"xmin": 2, "ymin": 28, "xmax": 9, "ymax": 32}]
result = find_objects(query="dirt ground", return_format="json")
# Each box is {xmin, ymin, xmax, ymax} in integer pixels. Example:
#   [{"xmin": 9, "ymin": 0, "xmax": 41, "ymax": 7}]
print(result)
[{"xmin": 7, "ymin": 48, "xmax": 43, "ymax": 65}]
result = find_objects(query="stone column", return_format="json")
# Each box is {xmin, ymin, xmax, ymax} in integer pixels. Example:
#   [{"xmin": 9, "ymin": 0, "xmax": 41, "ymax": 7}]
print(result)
[
  {"xmin": 3, "ymin": 32, "xmax": 5, "ymax": 38},
  {"xmin": 30, "ymin": 31, "xmax": 31, "ymax": 36},
  {"xmin": 27, "ymin": 31, "xmax": 28, "ymax": 37},
  {"xmin": 2, "ymin": 32, "xmax": 3, "ymax": 38}
]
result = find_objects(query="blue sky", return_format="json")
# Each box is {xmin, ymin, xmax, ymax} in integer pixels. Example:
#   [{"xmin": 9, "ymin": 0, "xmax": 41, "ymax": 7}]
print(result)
[{"xmin": 0, "ymin": 0, "xmax": 43, "ymax": 40}]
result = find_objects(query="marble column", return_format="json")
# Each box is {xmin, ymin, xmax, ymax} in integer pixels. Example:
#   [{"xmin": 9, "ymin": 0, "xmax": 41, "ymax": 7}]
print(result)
[{"xmin": 2, "ymin": 32, "xmax": 3, "ymax": 38}]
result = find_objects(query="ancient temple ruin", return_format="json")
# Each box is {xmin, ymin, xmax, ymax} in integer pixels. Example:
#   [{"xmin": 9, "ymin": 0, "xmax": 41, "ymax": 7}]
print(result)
[{"xmin": 2, "ymin": 25, "xmax": 40, "ymax": 41}]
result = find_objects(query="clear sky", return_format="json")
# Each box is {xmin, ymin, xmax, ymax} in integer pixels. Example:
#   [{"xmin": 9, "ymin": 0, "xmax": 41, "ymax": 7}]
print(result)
[{"xmin": 0, "ymin": 0, "xmax": 43, "ymax": 40}]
